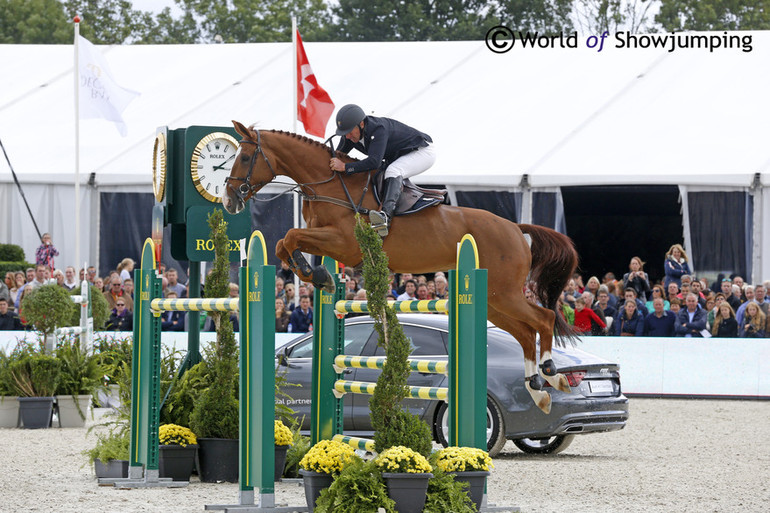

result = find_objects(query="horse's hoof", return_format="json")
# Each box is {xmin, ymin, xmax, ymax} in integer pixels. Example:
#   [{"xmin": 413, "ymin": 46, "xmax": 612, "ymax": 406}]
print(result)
[
  {"xmin": 525, "ymin": 381, "xmax": 552, "ymax": 414},
  {"xmin": 541, "ymin": 372, "xmax": 571, "ymax": 393}
]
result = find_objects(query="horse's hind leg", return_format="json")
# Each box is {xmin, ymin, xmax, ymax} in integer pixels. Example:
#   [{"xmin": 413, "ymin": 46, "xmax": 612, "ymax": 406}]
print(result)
[{"xmin": 488, "ymin": 308, "xmax": 552, "ymax": 414}]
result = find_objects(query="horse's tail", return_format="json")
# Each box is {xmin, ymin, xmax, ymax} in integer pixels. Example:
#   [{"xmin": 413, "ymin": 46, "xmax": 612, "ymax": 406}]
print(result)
[{"xmin": 518, "ymin": 224, "xmax": 579, "ymax": 345}]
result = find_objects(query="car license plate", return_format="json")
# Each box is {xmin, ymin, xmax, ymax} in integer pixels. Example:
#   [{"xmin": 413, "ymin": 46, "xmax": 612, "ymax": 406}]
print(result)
[{"xmin": 588, "ymin": 380, "xmax": 614, "ymax": 395}]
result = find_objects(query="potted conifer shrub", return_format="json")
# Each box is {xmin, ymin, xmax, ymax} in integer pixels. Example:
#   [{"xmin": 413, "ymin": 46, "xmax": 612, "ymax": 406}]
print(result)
[{"xmin": 188, "ymin": 210, "xmax": 240, "ymax": 483}]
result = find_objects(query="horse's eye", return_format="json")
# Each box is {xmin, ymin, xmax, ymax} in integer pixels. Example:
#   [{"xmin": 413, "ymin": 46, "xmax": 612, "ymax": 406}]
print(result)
[{"xmin": 240, "ymin": 154, "xmax": 250, "ymax": 162}]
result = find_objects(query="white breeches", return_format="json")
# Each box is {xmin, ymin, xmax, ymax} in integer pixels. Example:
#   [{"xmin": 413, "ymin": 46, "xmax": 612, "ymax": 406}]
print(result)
[{"xmin": 384, "ymin": 143, "xmax": 436, "ymax": 179}]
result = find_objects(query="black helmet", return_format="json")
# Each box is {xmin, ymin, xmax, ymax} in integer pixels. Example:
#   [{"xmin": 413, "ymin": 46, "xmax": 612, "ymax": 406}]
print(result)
[{"xmin": 335, "ymin": 104, "xmax": 366, "ymax": 136}]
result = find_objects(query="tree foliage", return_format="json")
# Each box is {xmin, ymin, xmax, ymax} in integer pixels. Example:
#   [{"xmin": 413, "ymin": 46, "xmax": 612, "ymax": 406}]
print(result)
[
  {"xmin": 657, "ymin": 0, "xmax": 770, "ymax": 31},
  {"xmin": 0, "ymin": 0, "xmax": 70, "ymax": 43}
]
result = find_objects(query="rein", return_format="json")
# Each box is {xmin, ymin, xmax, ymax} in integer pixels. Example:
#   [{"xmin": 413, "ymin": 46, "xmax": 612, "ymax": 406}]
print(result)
[{"xmin": 227, "ymin": 129, "xmax": 374, "ymax": 213}]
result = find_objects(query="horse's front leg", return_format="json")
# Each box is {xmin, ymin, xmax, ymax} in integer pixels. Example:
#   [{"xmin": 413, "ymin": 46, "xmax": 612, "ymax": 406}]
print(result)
[{"xmin": 278, "ymin": 227, "xmax": 347, "ymax": 293}]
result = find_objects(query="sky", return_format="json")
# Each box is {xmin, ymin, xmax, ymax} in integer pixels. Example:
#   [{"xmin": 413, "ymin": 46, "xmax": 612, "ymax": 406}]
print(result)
[{"xmin": 129, "ymin": 0, "xmax": 180, "ymax": 15}]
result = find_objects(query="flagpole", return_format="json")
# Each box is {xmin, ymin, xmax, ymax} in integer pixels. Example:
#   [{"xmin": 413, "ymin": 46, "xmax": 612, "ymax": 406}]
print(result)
[
  {"xmin": 291, "ymin": 17, "xmax": 301, "ymax": 304},
  {"xmin": 74, "ymin": 16, "xmax": 81, "ymax": 273}
]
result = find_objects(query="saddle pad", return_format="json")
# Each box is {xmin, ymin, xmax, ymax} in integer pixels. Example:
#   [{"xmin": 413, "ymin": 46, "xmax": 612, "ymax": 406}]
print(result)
[{"xmin": 373, "ymin": 174, "xmax": 447, "ymax": 216}]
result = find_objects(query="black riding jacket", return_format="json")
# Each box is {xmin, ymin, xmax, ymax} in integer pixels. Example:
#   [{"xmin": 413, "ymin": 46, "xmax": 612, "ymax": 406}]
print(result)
[{"xmin": 336, "ymin": 116, "xmax": 431, "ymax": 174}]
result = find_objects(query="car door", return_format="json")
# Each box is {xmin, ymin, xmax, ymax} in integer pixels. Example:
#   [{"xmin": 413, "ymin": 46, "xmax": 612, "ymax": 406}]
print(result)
[
  {"xmin": 277, "ymin": 322, "xmax": 376, "ymax": 431},
  {"xmin": 351, "ymin": 323, "xmax": 448, "ymax": 430}
]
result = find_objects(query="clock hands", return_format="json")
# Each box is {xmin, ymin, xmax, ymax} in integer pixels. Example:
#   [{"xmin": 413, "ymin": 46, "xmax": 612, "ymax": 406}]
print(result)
[{"xmin": 212, "ymin": 154, "xmax": 236, "ymax": 171}]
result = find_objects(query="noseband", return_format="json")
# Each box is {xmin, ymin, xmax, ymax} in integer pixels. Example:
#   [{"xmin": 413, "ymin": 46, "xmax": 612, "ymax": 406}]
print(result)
[{"xmin": 225, "ymin": 129, "xmax": 277, "ymax": 202}]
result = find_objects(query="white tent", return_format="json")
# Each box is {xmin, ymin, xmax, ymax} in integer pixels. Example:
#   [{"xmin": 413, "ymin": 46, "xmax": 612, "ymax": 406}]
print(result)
[{"xmin": 1, "ymin": 35, "xmax": 767, "ymax": 278}]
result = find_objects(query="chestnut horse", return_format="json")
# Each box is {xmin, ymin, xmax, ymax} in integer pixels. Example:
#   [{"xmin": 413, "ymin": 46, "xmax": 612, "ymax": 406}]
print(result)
[{"xmin": 223, "ymin": 121, "xmax": 578, "ymax": 413}]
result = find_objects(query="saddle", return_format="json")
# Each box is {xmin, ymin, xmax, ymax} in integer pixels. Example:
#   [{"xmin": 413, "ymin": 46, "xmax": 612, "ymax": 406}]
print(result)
[{"xmin": 372, "ymin": 171, "xmax": 446, "ymax": 215}]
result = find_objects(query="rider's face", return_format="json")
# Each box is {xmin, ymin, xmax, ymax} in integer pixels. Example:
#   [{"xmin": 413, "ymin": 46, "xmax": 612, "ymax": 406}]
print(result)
[{"xmin": 345, "ymin": 124, "xmax": 362, "ymax": 143}]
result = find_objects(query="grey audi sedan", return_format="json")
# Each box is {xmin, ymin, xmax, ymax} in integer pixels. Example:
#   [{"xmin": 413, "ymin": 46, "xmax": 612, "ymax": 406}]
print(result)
[{"xmin": 275, "ymin": 314, "xmax": 628, "ymax": 456}]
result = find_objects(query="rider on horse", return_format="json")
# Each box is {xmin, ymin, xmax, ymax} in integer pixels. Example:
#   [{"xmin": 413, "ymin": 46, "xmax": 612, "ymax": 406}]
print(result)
[{"xmin": 329, "ymin": 104, "xmax": 435, "ymax": 237}]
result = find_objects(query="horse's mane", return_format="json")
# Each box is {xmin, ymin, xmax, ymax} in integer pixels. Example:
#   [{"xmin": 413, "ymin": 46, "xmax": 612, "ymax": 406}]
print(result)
[{"xmin": 266, "ymin": 130, "xmax": 358, "ymax": 162}]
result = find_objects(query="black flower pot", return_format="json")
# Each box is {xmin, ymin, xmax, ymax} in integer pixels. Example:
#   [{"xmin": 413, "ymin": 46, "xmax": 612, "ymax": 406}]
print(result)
[
  {"xmin": 197, "ymin": 438, "xmax": 238, "ymax": 483},
  {"xmin": 159, "ymin": 444, "xmax": 198, "ymax": 481},
  {"xmin": 450, "ymin": 470, "xmax": 490, "ymax": 511},
  {"xmin": 275, "ymin": 444, "xmax": 290, "ymax": 481},
  {"xmin": 94, "ymin": 459, "xmax": 128, "ymax": 478},
  {"xmin": 382, "ymin": 472, "xmax": 433, "ymax": 513},
  {"xmin": 17, "ymin": 397, "xmax": 54, "ymax": 429},
  {"xmin": 299, "ymin": 469, "xmax": 334, "ymax": 512}
]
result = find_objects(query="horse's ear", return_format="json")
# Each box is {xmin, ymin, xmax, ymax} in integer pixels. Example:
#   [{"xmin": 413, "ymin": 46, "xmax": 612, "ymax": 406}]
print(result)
[{"xmin": 232, "ymin": 120, "xmax": 249, "ymax": 138}]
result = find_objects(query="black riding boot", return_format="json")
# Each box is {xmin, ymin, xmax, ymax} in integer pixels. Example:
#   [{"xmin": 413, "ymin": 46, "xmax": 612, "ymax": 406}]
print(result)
[{"xmin": 369, "ymin": 176, "xmax": 403, "ymax": 237}]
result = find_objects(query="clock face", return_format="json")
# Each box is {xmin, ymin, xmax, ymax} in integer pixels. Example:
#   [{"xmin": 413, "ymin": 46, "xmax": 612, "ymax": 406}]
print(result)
[
  {"xmin": 190, "ymin": 132, "xmax": 239, "ymax": 203},
  {"xmin": 152, "ymin": 132, "xmax": 167, "ymax": 202}
]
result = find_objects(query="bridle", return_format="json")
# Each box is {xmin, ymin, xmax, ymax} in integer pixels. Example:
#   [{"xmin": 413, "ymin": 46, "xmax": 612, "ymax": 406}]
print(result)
[
  {"xmin": 225, "ymin": 129, "xmax": 277, "ymax": 203},
  {"xmin": 225, "ymin": 128, "xmax": 373, "ymax": 213}
]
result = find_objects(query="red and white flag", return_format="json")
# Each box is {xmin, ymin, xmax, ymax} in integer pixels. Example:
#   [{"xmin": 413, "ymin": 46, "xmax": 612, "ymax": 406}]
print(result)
[{"xmin": 296, "ymin": 30, "xmax": 334, "ymax": 138}]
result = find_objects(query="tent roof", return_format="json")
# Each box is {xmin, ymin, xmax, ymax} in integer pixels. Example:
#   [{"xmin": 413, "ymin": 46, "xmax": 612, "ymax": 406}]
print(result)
[{"xmin": 1, "ymin": 35, "xmax": 768, "ymax": 189}]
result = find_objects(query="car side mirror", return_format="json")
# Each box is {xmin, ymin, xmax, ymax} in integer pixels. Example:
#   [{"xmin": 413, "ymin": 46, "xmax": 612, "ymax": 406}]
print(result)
[{"xmin": 277, "ymin": 353, "xmax": 289, "ymax": 367}]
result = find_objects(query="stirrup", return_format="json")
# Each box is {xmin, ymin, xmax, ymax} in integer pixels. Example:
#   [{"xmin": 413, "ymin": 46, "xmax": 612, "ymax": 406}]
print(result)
[{"xmin": 369, "ymin": 210, "xmax": 390, "ymax": 237}]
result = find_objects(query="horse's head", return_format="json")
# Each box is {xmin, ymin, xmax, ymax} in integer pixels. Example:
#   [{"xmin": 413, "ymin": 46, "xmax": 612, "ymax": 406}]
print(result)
[{"xmin": 222, "ymin": 120, "xmax": 277, "ymax": 214}]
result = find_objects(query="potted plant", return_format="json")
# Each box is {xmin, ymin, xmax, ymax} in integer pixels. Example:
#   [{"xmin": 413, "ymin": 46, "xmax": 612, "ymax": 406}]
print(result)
[
  {"xmin": 434, "ymin": 446, "xmax": 494, "ymax": 511},
  {"xmin": 84, "ymin": 427, "xmax": 130, "ymax": 478},
  {"xmin": 188, "ymin": 210, "xmax": 240, "ymax": 483},
  {"xmin": 158, "ymin": 423, "xmax": 198, "ymax": 481},
  {"xmin": 20, "ymin": 284, "xmax": 75, "ymax": 352},
  {"xmin": 54, "ymin": 339, "xmax": 103, "ymax": 427},
  {"xmin": 299, "ymin": 439, "xmax": 359, "ymax": 512},
  {"xmin": 0, "ymin": 347, "xmax": 21, "ymax": 428},
  {"xmin": 8, "ymin": 349, "xmax": 62, "ymax": 428},
  {"xmin": 374, "ymin": 445, "xmax": 434, "ymax": 513},
  {"xmin": 94, "ymin": 335, "xmax": 133, "ymax": 408},
  {"xmin": 274, "ymin": 419, "xmax": 293, "ymax": 481}
]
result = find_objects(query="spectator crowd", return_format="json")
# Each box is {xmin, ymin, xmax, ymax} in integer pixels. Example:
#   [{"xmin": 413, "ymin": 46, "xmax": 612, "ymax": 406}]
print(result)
[{"xmin": 1, "ymin": 238, "xmax": 768, "ymax": 339}]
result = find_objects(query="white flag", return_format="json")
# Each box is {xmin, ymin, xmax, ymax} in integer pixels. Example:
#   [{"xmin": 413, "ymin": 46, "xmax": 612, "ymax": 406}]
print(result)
[{"xmin": 77, "ymin": 36, "xmax": 139, "ymax": 136}]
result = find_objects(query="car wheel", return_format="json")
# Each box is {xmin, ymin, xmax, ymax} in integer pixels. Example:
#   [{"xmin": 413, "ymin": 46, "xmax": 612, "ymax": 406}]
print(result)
[
  {"xmin": 512, "ymin": 434, "xmax": 575, "ymax": 455},
  {"xmin": 433, "ymin": 396, "xmax": 507, "ymax": 457}
]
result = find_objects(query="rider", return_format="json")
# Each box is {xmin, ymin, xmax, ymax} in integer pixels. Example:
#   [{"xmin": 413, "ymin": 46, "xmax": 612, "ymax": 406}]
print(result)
[{"xmin": 329, "ymin": 104, "xmax": 435, "ymax": 236}]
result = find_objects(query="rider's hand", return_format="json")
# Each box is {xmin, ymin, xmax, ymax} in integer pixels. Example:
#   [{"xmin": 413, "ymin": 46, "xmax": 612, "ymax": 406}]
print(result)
[{"xmin": 329, "ymin": 158, "xmax": 346, "ymax": 172}]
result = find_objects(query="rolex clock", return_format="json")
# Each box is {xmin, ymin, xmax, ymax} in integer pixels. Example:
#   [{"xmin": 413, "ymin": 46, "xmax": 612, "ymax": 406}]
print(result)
[
  {"xmin": 152, "ymin": 128, "xmax": 168, "ymax": 202},
  {"xmin": 189, "ymin": 132, "xmax": 239, "ymax": 203}
]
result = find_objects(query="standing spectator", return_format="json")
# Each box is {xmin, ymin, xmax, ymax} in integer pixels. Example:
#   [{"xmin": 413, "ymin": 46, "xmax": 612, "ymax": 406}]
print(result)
[
  {"xmin": 675, "ymin": 293, "xmax": 708, "ymax": 338},
  {"xmin": 735, "ymin": 286, "xmax": 756, "ymax": 327},
  {"xmin": 52, "ymin": 269, "xmax": 65, "ymax": 288},
  {"xmin": 288, "ymin": 295, "xmax": 313, "ymax": 333},
  {"xmin": 434, "ymin": 275, "xmax": 448, "ymax": 300},
  {"xmin": 63, "ymin": 266, "xmax": 78, "ymax": 291},
  {"xmin": 160, "ymin": 291, "xmax": 186, "ymax": 331},
  {"xmin": 276, "ymin": 261, "xmax": 295, "ymax": 286},
  {"xmin": 663, "ymin": 244, "xmax": 691, "ymax": 289},
  {"xmin": 645, "ymin": 285, "xmax": 670, "ymax": 313},
  {"xmin": 275, "ymin": 277, "xmax": 286, "ymax": 303},
  {"xmin": 573, "ymin": 297, "xmax": 606, "ymax": 335},
  {"xmin": 9, "ymin": 271, "xmax": 25, "ymax": 309},
  {"xmin": 612, "ymin": 300, "xmax": 644, "ymax": 336},
  {"xmin": 105, "ymin": 298, "xmax": 133, "ymax": 331},
  {"xmin": 284, "ymin": 283, "xmax": 296, "ymax": 311},
  {"xmin": 165, "ymin": 268, "xmax": 187, "ymax": 298},
  {"xmin": 753, "ymin": 284, "xmax": 768, "ymax": 318},
  {"xmin": 13, "ymin": 268, "xmax": 36, "ymax": 311},
  {"xmin": 711, "ymin": 303, "xmax": 738, "ymax": 338},
  {"xmin": 122, "ymin": 278, "xmax": 134, "ymax": 300},
  {"xmin": 623, "ymin": 256, "xmax": 651, "ymax": 302},
  {"xmin": 720, "ymin": 278, "xmax": 742, "ymax": 311},
  {"xmin": 643, "ymin": 298, "xmax": 676, "ymax": 337},
  {"xmin": 0, "ymin": 298, "xmax": 23, "ymax": 330},
  {"xmin": 740, "ymin": 302, "xmax": 765, "ymax": 338},
  {"xmin": 117, "ymin": 258, "xmax": 135, "ymax": 282},
  {"xmin": 397, "ymin": 280, "xmax": 417, "ymax": 301},
  {"xmin": 595, "ymin": 289, "xmax": 617, "ymax": 321},
  {"xmin": 619, "ymin": 288, "xmax": 649, "ymax": 317},
  {"xmin": 275, "ymin": 298, "xmax": 290, "ymax": 333},
  {"xmin": 35, "ymin": 233, "xmax": 59, "ymax": 270},
  {"xmin": 104, "ymin": 276, "xmax": 134, "ymax": 312}
]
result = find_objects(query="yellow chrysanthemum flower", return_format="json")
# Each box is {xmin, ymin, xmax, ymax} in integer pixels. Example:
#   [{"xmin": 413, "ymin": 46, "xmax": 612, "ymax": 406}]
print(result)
[
  {"xmin": 299, "ymin": 439, "xmax": 358, "ymax": 474},
  {"xmin": 158, "ymin": 424, "xmax": 197, "ymax": 447},
  {"xmin": 274, "ymin": 420, "xmax": 293, "ymax": 446},
  {"xmin": 374, "ymin": 446, "xmax": 433, "ymax": 474},
  {"xmin": 435, "ymin": 446, "xmax": 494, "ymax": 472}
]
